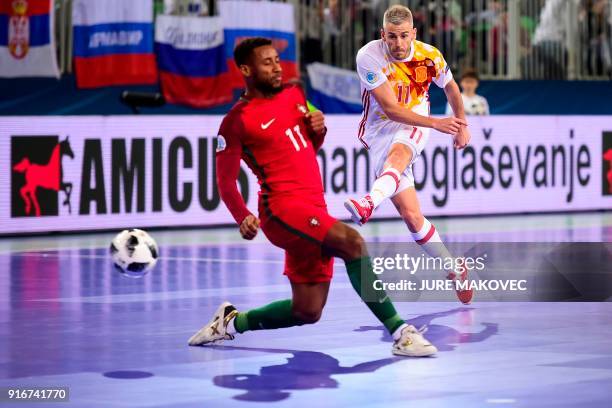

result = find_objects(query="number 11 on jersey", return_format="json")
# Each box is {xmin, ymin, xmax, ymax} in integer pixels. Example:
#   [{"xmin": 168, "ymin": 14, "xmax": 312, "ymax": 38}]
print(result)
[
  {"xmin": 285, "ymin": 126, "xmax": 308, "ymax": 151},
  {"xmin": 397, "ymin": 83, "xmax": 410, "ymax": 104}
]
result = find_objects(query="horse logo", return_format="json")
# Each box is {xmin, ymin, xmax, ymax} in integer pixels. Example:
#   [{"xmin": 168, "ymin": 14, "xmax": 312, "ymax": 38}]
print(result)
[
  {"xmin": 11, "ymin": 136, "xmax": 74, "ymax": 217},
  {"xmin": 604, "ymin": 148, "xmax": 612, "ymax": 195}
]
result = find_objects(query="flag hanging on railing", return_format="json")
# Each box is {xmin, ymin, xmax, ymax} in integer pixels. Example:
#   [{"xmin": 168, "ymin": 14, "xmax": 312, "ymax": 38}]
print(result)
[
  {"xmin": 218, "ymin": 0, "xmax": 298, "ymax": 89},
  {"xmin": 72, "ymin": 0, "xmax": 157, "ymax": 88},
  {"xmin": 306, "ymin": 63, "xmax": 363, "ymax": 113},
  {"xmin": 0, "ymin": 0, "xmax": 59, "ymax": 78},
  {"xmin": 155, "ymin": 15, "xmax": 232, "ymax": 108}
]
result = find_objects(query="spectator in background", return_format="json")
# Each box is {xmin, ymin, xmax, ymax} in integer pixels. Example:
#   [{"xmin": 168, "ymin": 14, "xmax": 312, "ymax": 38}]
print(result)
[
  {"xmin": 446, "ymin": 69, "xmax": 490, "ymax": 116},
  {"xmin": 532, "ymin": 0, "xmax": 570, "ymax": 79},
  {"xmin": 300, "ymin": 0, "xmax": 324, "ymax": 66},
  {"xmin": 322, "ymin": 0, "xmax": 341, "ymax": 63},
  {"xmin": 581, "ymin": 0, "xmax": 612, "ymax": 77}
]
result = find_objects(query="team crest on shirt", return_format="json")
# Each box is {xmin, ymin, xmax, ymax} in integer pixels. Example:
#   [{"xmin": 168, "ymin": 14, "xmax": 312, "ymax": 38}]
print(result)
[
  {"xmin": 415, "ymin": 66, "xmax": 428, "ymax": 83},
  {"xmin": 308, "ymin": 217, "xmax": 320, "ymax": 228},
  {"xmin": 216, "ymin": 135, "xmax": 227, "ymax": 152},
  {"xmin": 366, "ymin": 71, "xmax": 378, "ymax": 84},
  {"xmin": 297, "ymin": 104, "xmax": 308, "ymax": 114}
]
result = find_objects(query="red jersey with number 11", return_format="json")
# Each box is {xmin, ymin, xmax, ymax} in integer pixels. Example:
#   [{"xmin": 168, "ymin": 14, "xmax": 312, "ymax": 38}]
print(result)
[{"xmin": 216, "ymin": 84, "xmax": 326, "ymax": 224}]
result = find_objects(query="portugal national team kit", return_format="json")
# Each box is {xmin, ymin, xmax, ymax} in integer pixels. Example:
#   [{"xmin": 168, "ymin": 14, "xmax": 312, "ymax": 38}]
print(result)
[{"xmin": 216, "ymin": 84, "xmax": 337, "ymax": 283}]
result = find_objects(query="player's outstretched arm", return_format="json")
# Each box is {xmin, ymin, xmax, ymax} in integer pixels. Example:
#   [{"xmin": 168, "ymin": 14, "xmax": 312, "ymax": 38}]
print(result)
[
  {"xmin": 444, "ymin": 79, "xmax": 471, "ymax": 149},
  {"xmin": 370, "ymin": 81, "xmax": 466, "ymax": 135},
  {"xmin": 444, "ymin": 79, "xmax": 466, "ymax": 120},
  {"xmin": 216, "ymin": 134, "xmax": 257, "ymax": 239}
]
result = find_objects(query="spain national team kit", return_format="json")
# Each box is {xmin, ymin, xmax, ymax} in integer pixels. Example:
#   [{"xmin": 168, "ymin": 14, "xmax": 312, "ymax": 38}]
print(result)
[{"xmin": 356, "ymin": 39, "xmax": 453, "ymax": 191}]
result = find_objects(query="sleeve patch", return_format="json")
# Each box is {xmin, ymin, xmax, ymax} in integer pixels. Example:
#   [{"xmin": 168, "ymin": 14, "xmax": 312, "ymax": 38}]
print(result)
[{"xmin": 216, "ymin": 135, "xmax": 227, "ymax": 152}]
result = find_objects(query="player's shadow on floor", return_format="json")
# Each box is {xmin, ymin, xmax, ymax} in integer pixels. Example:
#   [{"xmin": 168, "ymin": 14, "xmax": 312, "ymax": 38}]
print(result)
[
  {"xmin": 354, "ymin": 307, "xmax": 499, "ymax": 352},
  {"xmin": 211, "ymin": 346, "xmax": 403, "ymax": 402},
  {"xmin": 211, "ymin": 308, "xmax": 496, "ymax": 402}
]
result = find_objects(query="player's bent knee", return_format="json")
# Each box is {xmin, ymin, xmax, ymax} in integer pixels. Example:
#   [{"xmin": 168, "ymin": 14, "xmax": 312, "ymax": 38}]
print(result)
[
  {"xmin": 292, "ymin": 307, "xmax": 322, "ymax": 324},
  {"xmin": 341, "ymin": 227, "xmax": 366, "ymax": 260},
  {"xmin": 349, "ymin": 230, "xmax": 366, "ymax": 254},
  {"xmin": 400, "ymin": 209, "xmax": 423, "ymax": 232},
  {"xmin": 387, "ymin": 143, "xmax": 414, "ymax": 168}
]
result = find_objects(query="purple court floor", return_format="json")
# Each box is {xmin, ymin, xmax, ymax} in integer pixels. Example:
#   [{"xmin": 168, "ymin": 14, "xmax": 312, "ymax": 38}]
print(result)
[{"xmin": 1, "ymin": 212, "xmax": 611, "ymax": 407}]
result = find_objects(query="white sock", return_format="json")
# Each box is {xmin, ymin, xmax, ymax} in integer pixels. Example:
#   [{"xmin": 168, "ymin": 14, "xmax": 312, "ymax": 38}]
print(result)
[
  {"xmin": 370, "ymin": 168, "xmax": 401, "ymax": 208},
  {"xmin": 392, "ymin": 323, "xmax": 409, "ymax": 341},
  {"xmin": 226, "ymin": 315, "xmax": 238, "ymax": 335},
  {"xmin": 411, "ymin": 218, "xmax": 457, "ymax": 276}
]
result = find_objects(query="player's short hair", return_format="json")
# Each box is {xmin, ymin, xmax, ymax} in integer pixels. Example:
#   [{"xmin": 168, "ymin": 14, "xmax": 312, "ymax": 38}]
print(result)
[
  {"xmin": 461, "ymin": 69, "xmax": 480, "ymax": 81},
  {"xmin": 234, "ymin": 37, "xmax": 272, "ymax": 66},
  {"xmin": 383, "ymin": 5, "xmax": 413, "ymax": 27}
]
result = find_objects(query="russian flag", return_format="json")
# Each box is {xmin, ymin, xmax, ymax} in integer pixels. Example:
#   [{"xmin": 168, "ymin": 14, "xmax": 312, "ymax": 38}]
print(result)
[
  {"xmin": 218, "ymin": 0, "xmax": 299, "ymax": 89},
  {"xmin": 307, "ymin": 63, "xmax": 363, "ymax": 113},
  {"xmin": 0, "ymin": 0, "xmax": 59, "ymax": 78},
  {"xmin": 72, "ymin": 0, "xmax": 157, "ymax": 88},
  {"xmin": 155, "ymin": 15, "xmax": 232, "ymax": 108}
]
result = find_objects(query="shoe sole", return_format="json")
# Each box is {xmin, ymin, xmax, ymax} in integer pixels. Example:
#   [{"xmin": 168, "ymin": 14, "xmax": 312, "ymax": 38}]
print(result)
[
  {"xmin": 392, "ymin": 347, "xmax": 438, "ymax": 357},
  {"xmin": 343, "ymin": 200, "xmax": 363, "ymax": 225}
]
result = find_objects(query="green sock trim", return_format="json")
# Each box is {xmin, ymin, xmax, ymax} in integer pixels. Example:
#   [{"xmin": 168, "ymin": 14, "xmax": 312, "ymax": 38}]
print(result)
[
  {"xmin": 346, "ymin": 256, "xmax": 369, "ymax": 273},
  {"xmin": 233, "ymin": 312, "xmax": 249, "ymax": 334},
  {"xmin": 384, "ymin": 314, "xmax": 405, "ymax": 334},
  {"xmin": 345, "ymin": 256, "xmax": 406, "ymax": 334},
  {"xmin": 236, "ymin": 299, "xmax": 301, "ymax": 333}
]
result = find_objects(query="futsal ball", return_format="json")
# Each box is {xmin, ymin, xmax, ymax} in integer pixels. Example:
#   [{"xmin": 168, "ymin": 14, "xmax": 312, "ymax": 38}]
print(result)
[{"xmin": 110, "ymin": 229, "xmax": 159, "ymax": 278}]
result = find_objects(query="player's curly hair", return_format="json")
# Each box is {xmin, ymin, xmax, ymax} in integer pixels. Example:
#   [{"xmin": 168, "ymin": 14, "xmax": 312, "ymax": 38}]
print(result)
[{"xmin": 234, "ymin": 37, "xmax": 272, "ymax": 66}]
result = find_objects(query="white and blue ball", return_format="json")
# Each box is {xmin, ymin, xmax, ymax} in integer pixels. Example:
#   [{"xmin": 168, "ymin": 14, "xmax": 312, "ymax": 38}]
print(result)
[{"xmin": 110, "ymin": 229, "xmax": 159, "ymax": 278}]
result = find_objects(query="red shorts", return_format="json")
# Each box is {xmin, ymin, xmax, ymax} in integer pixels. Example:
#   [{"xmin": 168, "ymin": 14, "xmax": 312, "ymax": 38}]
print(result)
[{"xmin": 260, "ymin": 198, "xmax": 338, "ymax": 284}]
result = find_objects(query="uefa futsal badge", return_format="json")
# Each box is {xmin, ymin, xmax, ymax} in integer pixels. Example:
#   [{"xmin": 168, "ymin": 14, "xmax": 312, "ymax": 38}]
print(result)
[
  {"xmin": 216, "ymin": 135, "xmax": 227, "ymax": 152},
  {"xmin": 309, "ymin": 217, "xmax": 320, "ymax": 228},
  {"xmin": 366, "ymin": 71, "xmax": 378, "ymax": 84}
]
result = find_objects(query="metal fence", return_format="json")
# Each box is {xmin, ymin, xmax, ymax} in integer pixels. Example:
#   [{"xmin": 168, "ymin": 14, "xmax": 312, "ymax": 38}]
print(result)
[
  {"xmin": 295, "ymin": 0, "xmax": 612, "ymax": 80},
  {"xmin": 53, "ymin": 0, "xmax": 612, "ymax": 79}
]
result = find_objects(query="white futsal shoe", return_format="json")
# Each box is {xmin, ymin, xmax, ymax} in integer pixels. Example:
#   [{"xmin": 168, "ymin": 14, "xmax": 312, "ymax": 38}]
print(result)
[
  {"xmin": 392, "ymin": 325, "xmax": 438, "ymax": 357},
  {"xmin": 188, "ymin": 301, "xmax": 239, "ymax": 346}
]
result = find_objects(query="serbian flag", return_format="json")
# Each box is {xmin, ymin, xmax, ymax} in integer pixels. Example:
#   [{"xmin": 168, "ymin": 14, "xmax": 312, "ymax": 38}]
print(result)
[
  {"xmin": 72, "ymin": 0, "xmax": 157, "ymax": 88},
  {"xmin": 0, "ymin": 0, "xmax": 59, "ymax": 78},
  {"xmin": 155, "ymin": 15, "xmax": 232, "ymax": 108},
  {"xmin": 218, "ymin": 0, "xmax": 298, "ymax": 89}
]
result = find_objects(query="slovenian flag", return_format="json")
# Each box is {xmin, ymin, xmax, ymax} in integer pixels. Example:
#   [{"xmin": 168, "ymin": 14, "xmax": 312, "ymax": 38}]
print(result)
[
  {"xmin": 155, "ymin": 15, "xmax": 232, "ymax": 108},
  {"xmin": 0, "ymin": 0, "xmax": 59, "ymax": 78},
  {"xmin": 218, "ymin": 0, "xmax": 298, "ymax": 89},
  {"xmin": 72, "ymin": 0, "xmax": 157, "ymax": 88}
]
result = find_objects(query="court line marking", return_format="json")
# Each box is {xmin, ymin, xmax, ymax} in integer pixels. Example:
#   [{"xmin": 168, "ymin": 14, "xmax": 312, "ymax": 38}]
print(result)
[
  {"xmin": 10, "ymin": 252, "xmax": 288, "ymax": 265},
  {"xmin": 486, "ymin": 398, "xmax": 516, "ymax": 404},
  {"xmin": 30, "ymin": 282, "xmax": 356, "ymax": 303},
  {"xmin": 2, "ymin": 212, "xmax": 610, "ymax": 255},
  {"xmin": 8, "ymin": 251, "xmax": 359, "ymax": 269}
]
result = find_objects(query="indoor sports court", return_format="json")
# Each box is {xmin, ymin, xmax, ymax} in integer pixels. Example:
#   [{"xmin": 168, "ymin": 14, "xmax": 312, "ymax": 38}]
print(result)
[
  {"xmin": 1, "ymin": 0, "xmax": 611, "ymax": 407},
  {"xmin": 1, "ymin": 213, "xmax": 612, "ymax": 407}
]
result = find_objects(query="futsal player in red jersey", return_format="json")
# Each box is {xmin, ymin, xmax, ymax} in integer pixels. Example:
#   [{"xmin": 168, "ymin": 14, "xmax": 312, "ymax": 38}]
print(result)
[{"xmin": 188, "ymin": 37, "xmax": 436, "ymax": 356}]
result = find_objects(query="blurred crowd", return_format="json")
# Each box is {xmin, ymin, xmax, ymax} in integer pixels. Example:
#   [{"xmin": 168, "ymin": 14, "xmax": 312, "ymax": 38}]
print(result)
[{"xmin": 159, "ymin": 0, "xmax": 612, "ymax": 79}]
